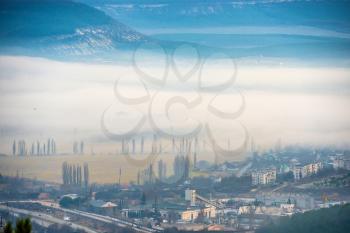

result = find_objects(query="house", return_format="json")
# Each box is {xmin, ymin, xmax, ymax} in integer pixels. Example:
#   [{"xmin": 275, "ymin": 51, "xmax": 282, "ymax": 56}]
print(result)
[{"xmin": 89, "ymin": 199, "xmax": 117, "ymax": 215}]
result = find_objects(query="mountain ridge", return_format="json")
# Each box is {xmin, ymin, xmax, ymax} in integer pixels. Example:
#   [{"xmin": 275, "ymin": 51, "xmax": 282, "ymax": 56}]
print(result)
[{"xmin": 0, "ymin": 0, "xmax": 148, "ymax": 61}]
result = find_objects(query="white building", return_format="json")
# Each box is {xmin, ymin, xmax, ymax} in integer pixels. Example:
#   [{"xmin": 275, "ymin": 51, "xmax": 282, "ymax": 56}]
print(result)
[
  {"xmin": 256, "ymin": 192, "xmax": 315, "ymax": 210},
  {"xmin": 180, "ymin": 206, "xmax": 216, "ymax": 221},
  {"xmin": 238, "ymin": 205, "xmax": 253, "ymax": 215},
  {"xmin": 293, "ymin": 162, "xmax": 322, "ymax": 181},
  {"xmin": 280, "ymin": 203, "xmax": 295, "ymax": 213},
  {"xmin": 293, "ymin": 166, "xmax": 302, "ymax": 181},
  {"xmin": 333, "ymin": 157, "xmax": 350, "ymax": 170},
  {"xmin": 185, "ymin": 189, "xmax": 196, "ymax": 206},
  {"xmin": 252, "ymin": 168, "xmax": 276, "ymax": 185}
]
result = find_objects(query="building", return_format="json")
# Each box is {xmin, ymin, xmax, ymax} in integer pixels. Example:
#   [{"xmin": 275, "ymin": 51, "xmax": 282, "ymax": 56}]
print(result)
[
  {"xmin": 280, "ymin": 203, "xmax": 295, "ymax": 213},
  {"xmin": 89, "ymin": 200, "xmax": 117, "ymax": 215},
  {"xmin": 180, "ymin": 206, "xmax": 216, "ymax": 222},
  {"xmin": 302, "ymin": 162, "xmax": 322, "ymax": 177},
  {"xmin": 251, "ymin": 168, "xmax": 276, "ymax": 185},
  {"xmin": 292, "ymin": 166, "xmax": 302, "ymax": 181},
  {"xmin": 256, "ymin": 192, "xmax": 315, "ymax": 210},
  {"xmin": 61, "ymin": 193, "xmax": 79, "ymax": 200},
  {"xmin": 293, "ymin": 162, "xmax": 322, "ymax": 181},
  {"xmin": 238, "ymin": 204, "xmax": 295, "ymax": 217},
  {"xmin": 333, "ymin": 157, "xmax": 350, "ymax": 170},
  {"xmin": 185, "ymin": 189, "xmax": 196, "ymax": 206},
  {"xmin": 238, "ymin": 205, "xmax": 253, "ymax": 215},
  {"xmin": 90, "ymin": 200, "xmax": 117, "ymax": 208}
]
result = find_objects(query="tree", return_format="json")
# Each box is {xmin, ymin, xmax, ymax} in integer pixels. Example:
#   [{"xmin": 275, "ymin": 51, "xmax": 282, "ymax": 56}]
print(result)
[
  {"xmin": 257, "ymin": 204, "xmax": 350, "ymax": 233},
  {"xmin": 15, "ymin": 218, "xmax": 32, "ymax": 233},
  {"xmin": 215, "ymin": 175, "xmax": 252, "ymax": 194},
  {"xmin": 276, "ymin": 171, "xmax": 294, "ymax": 183},
  {"xmin": 140, "ymin": 192, "xmax": 146, "ymax": 205},
  {"xmin": 4, "ymin": 222, "xmax": 13, "ymax": 233}
]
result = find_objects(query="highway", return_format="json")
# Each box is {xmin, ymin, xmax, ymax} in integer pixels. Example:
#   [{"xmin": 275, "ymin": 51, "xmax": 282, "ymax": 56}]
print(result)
[
  {"xmin": 0, "ymin": 204, "xmax": 98, "ymax": 233},
  {"xmin": 2, "ymin": 200, "xmax": 161, "ymax": 233}
]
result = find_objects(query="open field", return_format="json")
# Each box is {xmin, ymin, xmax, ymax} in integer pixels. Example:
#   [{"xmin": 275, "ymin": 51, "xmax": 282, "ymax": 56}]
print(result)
[{"xmin": 0, "ymin": 150, "xmax": 234, "ymax": 184}]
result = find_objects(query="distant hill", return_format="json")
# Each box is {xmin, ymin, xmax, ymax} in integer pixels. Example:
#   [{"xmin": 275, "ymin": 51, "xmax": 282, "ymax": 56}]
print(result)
[
  {"xmin": 79, "ymin": 0, "xmax": 350, "ymax": 32},
  {"xmin": 257, "ymin": 204, "xmax": 350, "ymax": 233},
  {"xmin": 0, "ymin": 0, "xmax": 148, "ymax": 61},
  {"xmin": 1, "ymin": 0, "xmax": 350, "ymax": 61},
  {"xmin": 76, "ymin": 0, "xmax": 350, "ymax": 61}
]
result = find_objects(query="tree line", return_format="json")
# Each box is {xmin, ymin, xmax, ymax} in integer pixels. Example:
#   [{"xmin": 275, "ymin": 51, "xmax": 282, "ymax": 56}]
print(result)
[
  {"xmin": 4, "ymin": 218, "xmax": 31, "ymax": 233},
  {"xmin": 62, "ymin": 162, "xmax": 89, "ymax": 187}
]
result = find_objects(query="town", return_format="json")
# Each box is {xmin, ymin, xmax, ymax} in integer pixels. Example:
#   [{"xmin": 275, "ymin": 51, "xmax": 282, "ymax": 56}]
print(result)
[{"xmin": 1, "ymin": 140, "xmax": 350, "ymax": 232}]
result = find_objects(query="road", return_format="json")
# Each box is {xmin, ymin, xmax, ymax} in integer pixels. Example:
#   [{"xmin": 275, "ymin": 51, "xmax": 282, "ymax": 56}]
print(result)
[
  {"xmin": 271, "ymin": 182, "xmax": 288, "ymax": 192},
  {"xmin": 2, "ymin": 200, "xmax": 161, "ymax": 233},
  {"xmin": 0, "ymin": 204, "xmax": 98, "ymax": 233}
]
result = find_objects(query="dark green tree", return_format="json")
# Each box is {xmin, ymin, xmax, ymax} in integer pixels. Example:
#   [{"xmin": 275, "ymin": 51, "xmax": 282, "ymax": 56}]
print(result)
[
  {"xmin": 257, "ymin": 204, "xmax": 350, "ymax": 233},
  {"xmin": 15, "ymin": 218, "xmax": 32, "ymax": 233},
  {"xmin": 140, "ymin": 192, "xmax": 146, "ymax": 205},
  {"xmin": 4, "ymin": 221, "xmax": 13, "ymax": 233}
]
